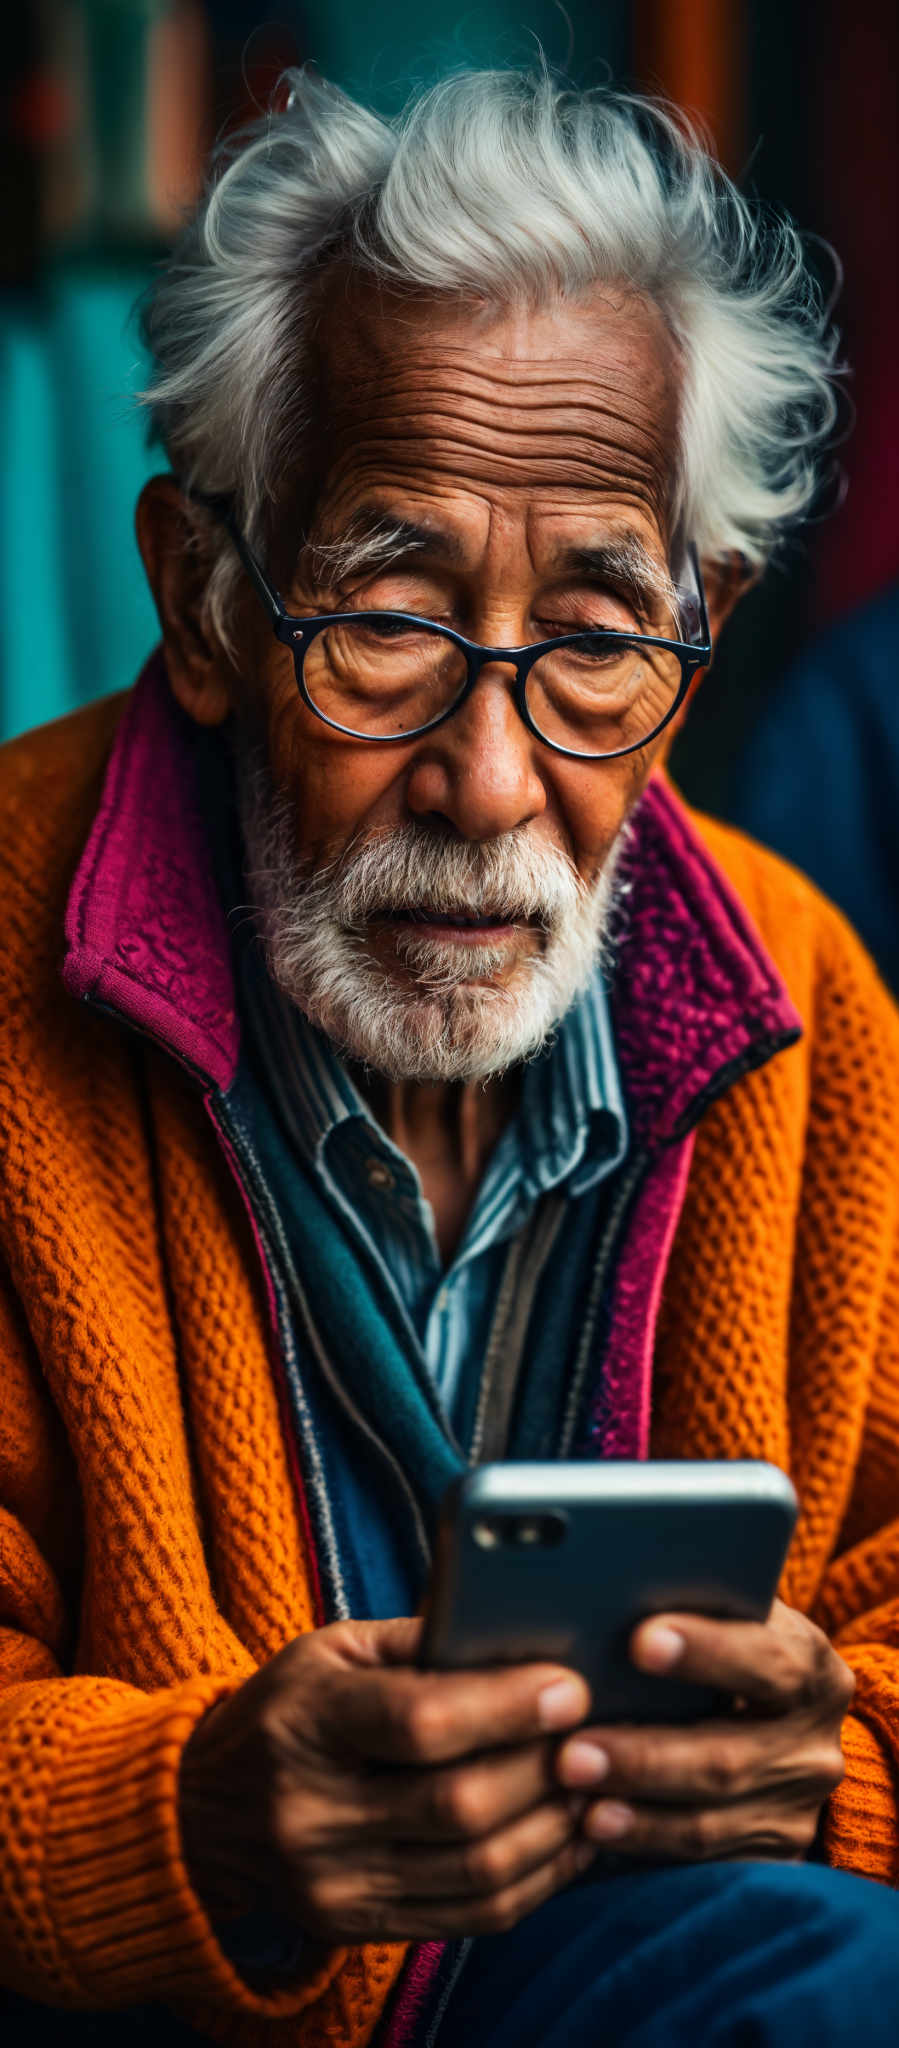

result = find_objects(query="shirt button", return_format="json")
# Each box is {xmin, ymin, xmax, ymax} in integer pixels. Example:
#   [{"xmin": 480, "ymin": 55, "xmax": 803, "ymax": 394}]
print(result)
[{"xmin": 365, "ymin": 1156, "xmax": 395, "ymax": 1192}]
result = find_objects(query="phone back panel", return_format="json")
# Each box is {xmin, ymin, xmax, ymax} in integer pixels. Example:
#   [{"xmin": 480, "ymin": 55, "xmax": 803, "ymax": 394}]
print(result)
[{"xmin": 422, "ymin": 1461, "xmax": 798, "ymax": 1721}]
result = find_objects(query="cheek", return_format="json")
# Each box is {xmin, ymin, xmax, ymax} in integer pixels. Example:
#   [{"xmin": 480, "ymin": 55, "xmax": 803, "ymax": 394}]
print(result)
[
  {"xmin": 556, "ymin": 750, "xmax": 655, "ymax": 881},
  {"xmin": 263, "ymin": 677, "xmax": 414, "ymax": 857}
]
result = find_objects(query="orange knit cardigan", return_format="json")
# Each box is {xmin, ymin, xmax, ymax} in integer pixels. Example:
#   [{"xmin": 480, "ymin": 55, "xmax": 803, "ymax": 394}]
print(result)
[{"xmin": 1, "ymin": 692, "xmax": 899, "ymax": 2047}]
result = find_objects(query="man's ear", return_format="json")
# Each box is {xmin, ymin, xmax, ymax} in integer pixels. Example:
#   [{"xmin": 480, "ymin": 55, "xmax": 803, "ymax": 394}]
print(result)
[{"xmin": 136, "ymin": 475, "xmax": 234, "ymax": 727}]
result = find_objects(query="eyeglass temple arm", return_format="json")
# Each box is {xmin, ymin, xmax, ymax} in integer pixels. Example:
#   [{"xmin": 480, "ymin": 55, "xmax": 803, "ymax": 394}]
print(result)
[
  {"xmin": 183, "ymin": 487, "xmax": 286, "ymax": 630},
  {"xmin": 685, "ymin": 542, "xmax": 712, "ymax": 661}
]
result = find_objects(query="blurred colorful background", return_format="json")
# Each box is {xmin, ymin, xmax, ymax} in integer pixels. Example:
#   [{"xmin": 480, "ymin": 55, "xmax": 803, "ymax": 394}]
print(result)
[{"xmin": 2, "ymin": 2, "xmax": 898, "ymax": 982}]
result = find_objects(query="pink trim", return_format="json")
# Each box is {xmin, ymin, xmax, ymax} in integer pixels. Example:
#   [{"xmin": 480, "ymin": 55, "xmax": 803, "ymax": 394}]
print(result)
[
  {"xmin": 635, "ymin": 1131, "xmax": 695, "ymax": 1457},
  {"xmin": 612, "ymin": 776, "xmax": 802, "ymax": 1150},
  {"xmin": 381, "ymin": 1942, "xmax": 446, "ymax": 2048},
  {"xmin": 593, "ymin": 1131, "xmax": 697, "ymax": 1459},
  {"xmin": 63, "ymin": 654, "xmax": 239, "ymax": 1092}
]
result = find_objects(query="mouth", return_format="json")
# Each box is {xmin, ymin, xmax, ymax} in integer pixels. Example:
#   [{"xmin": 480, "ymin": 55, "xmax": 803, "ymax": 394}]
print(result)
[{"xmin": 374, "ymin": 907, "xmax": 537, "ymax": 945}]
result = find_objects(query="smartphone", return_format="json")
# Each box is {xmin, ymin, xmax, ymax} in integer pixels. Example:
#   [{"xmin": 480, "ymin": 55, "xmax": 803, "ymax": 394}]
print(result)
[{"xmin": 421, "ymin": 1460, "xmax": 798, "ymax": 1722}]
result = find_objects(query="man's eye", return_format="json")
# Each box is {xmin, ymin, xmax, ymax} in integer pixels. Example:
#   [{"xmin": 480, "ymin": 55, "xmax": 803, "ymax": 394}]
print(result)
[{"xmin": 358, "ymin": 616, "xmax": 424, "ymax": 640}]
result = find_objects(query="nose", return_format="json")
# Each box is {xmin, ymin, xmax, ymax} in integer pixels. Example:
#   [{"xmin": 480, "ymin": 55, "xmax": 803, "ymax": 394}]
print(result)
[{"xmin": 405, "ymin": 662, "xmax": 547, "ymax": 840}]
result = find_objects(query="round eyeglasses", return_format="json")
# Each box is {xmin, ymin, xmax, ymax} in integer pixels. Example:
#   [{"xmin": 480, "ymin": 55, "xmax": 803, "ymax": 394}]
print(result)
[{"xmin": 208, "ymin": 503, "xmax": 711, "ymax": 762}]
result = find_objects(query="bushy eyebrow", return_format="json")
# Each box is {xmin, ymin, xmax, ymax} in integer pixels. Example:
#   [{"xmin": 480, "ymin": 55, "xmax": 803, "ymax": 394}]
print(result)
[
  {"xmin": 303, "ymin": 509, "xmax": 465, "ymax": 588},
  {"xmin": 550, "ymin": 534, "xmax": 677, "ymax": 622},
  {"xmin": 302, "ymin": 510, "xmax": 677, "ymax": 624}
]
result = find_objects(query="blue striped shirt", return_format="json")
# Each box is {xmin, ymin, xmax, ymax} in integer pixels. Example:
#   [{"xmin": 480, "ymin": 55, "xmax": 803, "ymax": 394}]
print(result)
[{"xmin": 240, "ymin": 952, "xmax": 628, "ymax": 1431}]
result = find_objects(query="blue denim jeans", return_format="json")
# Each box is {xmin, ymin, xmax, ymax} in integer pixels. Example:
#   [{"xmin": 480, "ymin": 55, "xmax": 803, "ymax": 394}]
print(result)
[
  {"xmin": 435, "ymin": 1860, "xmax": 899, "ymax": 2047},
  {"xmin": 3, "ymin": 1861, "xmax": 898, "ymax": 2044}
]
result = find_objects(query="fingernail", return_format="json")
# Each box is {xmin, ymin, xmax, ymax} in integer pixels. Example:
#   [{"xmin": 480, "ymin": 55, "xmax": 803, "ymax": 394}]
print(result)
[
  {"xmin": 637, "ymin": 1624, "xmax": 685, "ymax": 1671},
  {"xmin": 587, "ymin": 1801, "xmax": 635, "ymax": 1841},
  {"xmin": 539, "ymin": 1677, "xmax": 588, "ymax": 1729},
  {"xmin": 560, "ymin": 1739, "xmax": 610, "ymax": 1786}
]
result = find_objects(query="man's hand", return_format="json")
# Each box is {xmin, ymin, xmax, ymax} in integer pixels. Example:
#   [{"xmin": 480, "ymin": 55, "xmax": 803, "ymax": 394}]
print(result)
[
  {"xmin": 178, "ymin": 1616, "xmax": 593, "ymax": 1944},
  {"xmin": 555, "ymin": 1599, "xmax": 855, "ymax": 1862}
]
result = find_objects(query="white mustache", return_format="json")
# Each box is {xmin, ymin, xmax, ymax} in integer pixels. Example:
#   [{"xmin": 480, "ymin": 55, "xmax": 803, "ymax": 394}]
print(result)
[{"xmin": 321, "ymin": 824, "xmax": 586, "ymax": 933}]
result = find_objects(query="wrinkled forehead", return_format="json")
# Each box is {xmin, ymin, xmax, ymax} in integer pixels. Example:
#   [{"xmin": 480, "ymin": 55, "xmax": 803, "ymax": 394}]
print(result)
[{"xmin": 308, "ymin": 277, "xmax": 682, "ymax": 549}]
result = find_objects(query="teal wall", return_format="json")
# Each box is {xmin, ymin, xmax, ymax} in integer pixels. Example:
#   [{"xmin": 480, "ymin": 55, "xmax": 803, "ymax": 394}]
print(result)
[
  {"xmin": 306, "ymin": 3, "xmax": 626, "ymax": 107},
  {"xmin": 1, "ymin": 267, "xmax": 161, "ymax": 740}
]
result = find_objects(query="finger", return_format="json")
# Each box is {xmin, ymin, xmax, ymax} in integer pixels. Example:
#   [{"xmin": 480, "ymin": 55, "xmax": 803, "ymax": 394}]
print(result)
[
  {"xmin": 325, "ymin": 1659, "xmax": 590, "ymax": 1768},
  {"xmin": 556, "ymin": 1717, "xmax": 773, "ymax": 1804},
  {"xmin": 340, "ymin": 1615, "xmax": 426, "ymax": 1667},
  {"xmin": 628, "ymin": 1606, "xmax": 842, "ymax": 1713},
  {"xmin": 411, "ymin": 1832, "xmax": 595, "ymax": 1938},
  {"xmin": 311, "ymin": 1833, "xmax": 595, "ymax": 1944},
  {"xmin": 580, "ymin": 1792, "xmax": 817, "ymax": 1864},
  {"xmin": 559, "ymin": 1718, "xmax": 847, "ymax": 1810},
  {"xmin": 376, "ymin": 1792, "xmax": 582, "ymax": 1900},
  {"xmin": 371, "ymin": 1737, "xmax": 559, "ymax": 1842}
]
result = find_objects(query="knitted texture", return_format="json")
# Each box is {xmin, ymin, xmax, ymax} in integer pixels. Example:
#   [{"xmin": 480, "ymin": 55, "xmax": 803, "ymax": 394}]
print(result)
[
  {"xmin": 1, "ymin": 695, "xmax": 898, "ymax": 2043},
  {"xmin": 0, "ymin": 701, "xmax": 404, "ymax": 2041},
  {"xmin": 611, "ymin": 782, "xmax": 801, "ymax": 1146},
  {"xmin": 652, "ymin": 812, "xmax": 899, "ymax": 1883}
]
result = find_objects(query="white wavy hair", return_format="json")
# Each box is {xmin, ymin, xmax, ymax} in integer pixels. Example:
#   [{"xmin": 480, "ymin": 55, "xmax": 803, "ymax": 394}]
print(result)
[{"xmin": 140, "ymin": 67, "xmax": 840, "ymax": 649}]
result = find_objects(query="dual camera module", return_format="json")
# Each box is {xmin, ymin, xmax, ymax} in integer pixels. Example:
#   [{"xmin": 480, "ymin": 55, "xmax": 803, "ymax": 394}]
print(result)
[{"xmin": 471, "ymin": 1512, "xmax": 568, "ymax": 1550}]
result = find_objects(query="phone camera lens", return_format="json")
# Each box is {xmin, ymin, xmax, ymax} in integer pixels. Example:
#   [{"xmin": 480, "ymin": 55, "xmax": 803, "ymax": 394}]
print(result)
[{"xmin": 512, "ymin": 1513, "xmax": 568, "ymax": 1548}]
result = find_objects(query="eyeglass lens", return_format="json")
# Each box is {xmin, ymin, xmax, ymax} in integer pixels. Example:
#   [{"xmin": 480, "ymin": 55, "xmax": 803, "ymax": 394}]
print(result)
[{"xmin": 302, "ymin": 619, "xmax": 684, "ymax": 752}]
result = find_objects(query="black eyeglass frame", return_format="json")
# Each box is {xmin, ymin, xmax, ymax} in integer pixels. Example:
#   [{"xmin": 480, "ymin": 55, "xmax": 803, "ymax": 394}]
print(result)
[{"xmin": 204, "ymin": 498, "xmax": 712, "ymax": 762}]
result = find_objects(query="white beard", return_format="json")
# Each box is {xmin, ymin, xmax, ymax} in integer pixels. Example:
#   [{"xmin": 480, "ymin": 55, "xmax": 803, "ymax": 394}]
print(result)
[{"xmin": 235, "ymin": 744, "xmax": 629, "ymax": 1084}]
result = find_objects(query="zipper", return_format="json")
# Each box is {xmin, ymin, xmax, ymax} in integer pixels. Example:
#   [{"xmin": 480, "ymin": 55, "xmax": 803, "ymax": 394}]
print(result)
[{"xmin": 423, "ymin": 1940, "xmax": 474, "ymax": 2048}]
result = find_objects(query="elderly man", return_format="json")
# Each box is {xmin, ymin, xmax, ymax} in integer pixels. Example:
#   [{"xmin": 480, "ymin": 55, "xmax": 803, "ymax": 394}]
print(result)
[{"xmin": 1, "ymin": 67, "xmax": 898, "ymax": 2048}]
